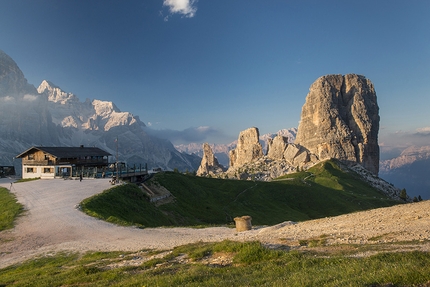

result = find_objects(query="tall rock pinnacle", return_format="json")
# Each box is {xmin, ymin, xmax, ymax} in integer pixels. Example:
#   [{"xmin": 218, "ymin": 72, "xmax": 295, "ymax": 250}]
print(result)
[
  {"xmin": 196, "ymin": 143, "xmax": 225, "ymax": 176},
  {"xmin": 295, "ymin": 74, "xmax": 380, "ymax": 175},
  {"xmin": 229, "ymin": 127, "xmax": 264, "ymax": 168}
]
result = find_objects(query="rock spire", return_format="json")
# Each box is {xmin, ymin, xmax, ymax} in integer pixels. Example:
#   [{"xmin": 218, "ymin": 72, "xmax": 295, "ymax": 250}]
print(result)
[
  {"xmin": 295, "ymin": 74, "xmax": 380, "ymax": 175},
  {"xmin": 196, "ymin": 143, "xmax": 225, "ymax": 176},
  {"xmin": 229, "ymin": 127, "xmax": 264, "ymax": 168}
]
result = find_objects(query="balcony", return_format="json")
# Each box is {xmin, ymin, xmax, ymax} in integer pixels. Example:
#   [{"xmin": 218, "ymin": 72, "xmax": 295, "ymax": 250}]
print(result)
[{"xmin": 22, "ymin": 160, "xmax": 53, "ymax": 166}]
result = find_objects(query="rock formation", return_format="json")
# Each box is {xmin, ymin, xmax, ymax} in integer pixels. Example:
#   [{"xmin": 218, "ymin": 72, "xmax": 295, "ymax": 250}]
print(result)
[
  {"xmin": 229, "ymin": 127, "xmax": 264, "ymax": 168},
  {"xmin": 295, "ymin": 74, "xmax": 380, "ymax": 175},
  {"xmin": 197, "ymin": 74, "xmax": 380, "ymax": 181},
  {"xmin": 176, "ymin": 128, "xmax": 297, "ymax": 168},
  {"xmin": 196, "ymin": 143, "xmax": 225, "ymax": 176},
  {"xmin": 266, "ymin": 135, "xmax": 288, "ymax": 160}
]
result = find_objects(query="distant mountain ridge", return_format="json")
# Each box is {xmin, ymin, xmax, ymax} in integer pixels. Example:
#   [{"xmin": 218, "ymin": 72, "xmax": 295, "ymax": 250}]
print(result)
[
  {"xmin": 380, "ymin": 145, "xmax": 430, "ymax": 199},
  {"xmin": 0, "ymin": 49, "xmax": 200, "ymax": 172}
]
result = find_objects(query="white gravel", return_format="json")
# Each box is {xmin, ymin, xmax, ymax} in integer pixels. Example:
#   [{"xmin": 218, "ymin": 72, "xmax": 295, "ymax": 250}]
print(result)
[{"xmin": 1, "ymin": 177, "xmax": 429, "ymax": 269}]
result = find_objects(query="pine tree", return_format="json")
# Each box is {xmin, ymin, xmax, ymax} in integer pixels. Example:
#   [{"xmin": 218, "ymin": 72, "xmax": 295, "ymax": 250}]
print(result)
[{"xmin": 399, "ymin": 188, "xmax": 407, "ymax": 201}]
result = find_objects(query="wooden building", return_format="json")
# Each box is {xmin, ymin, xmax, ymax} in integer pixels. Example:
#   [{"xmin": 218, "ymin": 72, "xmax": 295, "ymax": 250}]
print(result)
[{"xmin": 16, "ymin": 146, "xmax": 111, "ymax": 179}]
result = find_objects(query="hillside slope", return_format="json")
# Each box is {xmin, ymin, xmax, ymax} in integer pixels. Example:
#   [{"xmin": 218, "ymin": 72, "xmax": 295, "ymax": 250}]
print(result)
[{"xmin": 82, "ymin": 160, "xmax": 402, "ymax": 227}]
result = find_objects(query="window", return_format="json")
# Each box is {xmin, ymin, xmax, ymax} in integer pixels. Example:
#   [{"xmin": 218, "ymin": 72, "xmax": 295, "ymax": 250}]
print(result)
[
  {"xmin": 26, "ymin": 167, "xmax": 34, "ymax": 173},
  {"xmin": 43, "ymin": 168, "xmax": 52, "ymax": 173},
  {"xmin": 44, "ymin": 154, "xmax": 49, "ymax": 160},
  {"xmin": 28, "ymin": 154, "xmax": 34, "ymax": 160}
]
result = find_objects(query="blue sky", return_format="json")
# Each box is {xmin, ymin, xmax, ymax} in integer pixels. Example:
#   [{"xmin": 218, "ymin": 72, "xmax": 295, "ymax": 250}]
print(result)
[{"xmin": 0, "ymin": 0, "xmax": 429, "ymax": 156}]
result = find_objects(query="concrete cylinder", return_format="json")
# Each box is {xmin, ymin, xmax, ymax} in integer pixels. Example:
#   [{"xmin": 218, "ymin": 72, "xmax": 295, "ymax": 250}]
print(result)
[{"xmin": 234, "ymin": 215, "xmax": 252, "ymax": 232}]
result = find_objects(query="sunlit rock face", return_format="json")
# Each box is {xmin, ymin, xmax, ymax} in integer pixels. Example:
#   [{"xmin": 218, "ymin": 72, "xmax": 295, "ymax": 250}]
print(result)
[
  {"xmin": 196, "ymin": 143, "xmax": 225, "ymax": 176},
  {"xmin": 266, "ymin": 135, "xmax": 288, "ymax": 160},
  {"xmin": 295, "ymin": 74, "xmax": 380, "ymax": 175},
  {"xmin": 229, "ymin": 127, "xmax": 264, "ymax": 168}
]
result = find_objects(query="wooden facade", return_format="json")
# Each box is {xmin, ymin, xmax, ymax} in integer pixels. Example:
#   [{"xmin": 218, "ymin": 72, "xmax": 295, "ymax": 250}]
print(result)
[{"xmin": 16, "ymin": 146, "xmax": 111, "ymax": 179}]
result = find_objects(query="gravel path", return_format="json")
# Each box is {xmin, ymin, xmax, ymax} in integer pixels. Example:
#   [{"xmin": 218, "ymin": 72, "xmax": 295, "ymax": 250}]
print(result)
[{"xmin": 1, "ymin": 178, "xmax": 430, "ymax": 269}]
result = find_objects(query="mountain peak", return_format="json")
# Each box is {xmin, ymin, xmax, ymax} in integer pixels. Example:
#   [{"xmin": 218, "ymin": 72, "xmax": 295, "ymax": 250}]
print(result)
[
  {"xmin": 38, "ymin": 80, "xmax": 79, "ymax": 104},
  {"xmin": 0, "ymin": 50, "xmax": 37, "ymax": 97}
]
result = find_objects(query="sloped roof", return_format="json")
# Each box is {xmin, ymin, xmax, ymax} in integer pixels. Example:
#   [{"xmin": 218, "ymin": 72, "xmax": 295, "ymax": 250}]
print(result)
[{"xmin": 16, "ymin": 146, "xmax": 111, "ymax": 159}]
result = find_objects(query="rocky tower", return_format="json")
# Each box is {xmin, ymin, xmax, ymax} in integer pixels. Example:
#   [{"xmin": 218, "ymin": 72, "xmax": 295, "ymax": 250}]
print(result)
[
  {"xmin": 196, "ymin": 143, "xmax": 225, "ymax": 176},
  {"xmin": 229, "ymin": 127, "xmax": 264, "ymax": 168},
  {"xmin": 295, "ymin": 74, "xmax": 380, "ymax": 175}
]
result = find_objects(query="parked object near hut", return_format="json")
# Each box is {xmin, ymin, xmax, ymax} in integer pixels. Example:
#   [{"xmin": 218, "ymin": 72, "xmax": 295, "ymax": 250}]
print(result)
[{"xmin": 234, "ymin": 216, "xmax": 252, "ymax": 232}]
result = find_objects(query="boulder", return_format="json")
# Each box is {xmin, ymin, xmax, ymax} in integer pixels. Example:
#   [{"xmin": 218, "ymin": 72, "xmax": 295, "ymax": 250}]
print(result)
[
  {"xmin": 283, "ymin": 144, "xmax": 301, "ymax": 165},
  {"xmin": 267, "ymin": 135, "xmax": 288, "ymax": 160},
  {"xmin": 295, "ymin": 74, "xmax": 380, "ymax": 175}
]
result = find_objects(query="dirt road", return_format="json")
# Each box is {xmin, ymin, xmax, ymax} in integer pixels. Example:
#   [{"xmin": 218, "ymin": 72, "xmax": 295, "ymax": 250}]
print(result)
[{"xmin": 1, "ymin": 178, "xmax": 429, "ymax": 269}]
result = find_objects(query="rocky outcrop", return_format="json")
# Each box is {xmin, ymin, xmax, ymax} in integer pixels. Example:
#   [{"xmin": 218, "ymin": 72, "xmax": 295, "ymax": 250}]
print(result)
[
  {"xmin": 196, "ymin": 143, "xmax": 225, "ymax": 176},
  {"xmin": 176, "ymin": 128, "xmax": 297, "ymax": 168},
  {"xmin": 197, "ymin": 75, "xmax": 380, "ymax": 181},
  {"xmin": 266, "ymin": 136, "xmax": 314, "ymax": 167},
  {"xmin": 267, "ymin": 135, "xmax": 288, "ymax": 160},
  {"xmin": 229, "ymin": 127, "xmax": 264, "ymax": 168},
  {"xmin": 295, "ymin": 74, "xmax": 380, "ymax": 175}
]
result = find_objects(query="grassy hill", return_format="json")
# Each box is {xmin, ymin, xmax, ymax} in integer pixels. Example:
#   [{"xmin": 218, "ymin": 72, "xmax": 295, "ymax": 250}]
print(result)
[{"xmin": 80, "ymin": 160, "xmax": 401, "ymax": 227}]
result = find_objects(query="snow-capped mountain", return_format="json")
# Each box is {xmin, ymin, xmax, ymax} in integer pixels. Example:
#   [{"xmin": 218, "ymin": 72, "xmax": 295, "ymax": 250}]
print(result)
[
  {"xmin": 0, "ymin": 49, "xmax": 200, "ymax": 172},
  {"xmin": 175, "ymin": 128, "xmax": 297, "ymax": 167}
]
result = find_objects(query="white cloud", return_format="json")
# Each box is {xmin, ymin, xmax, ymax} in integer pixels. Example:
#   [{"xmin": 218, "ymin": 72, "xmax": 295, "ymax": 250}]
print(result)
[
  {"xmin": 0, "ymin": 96, "xmax": 15, "ymax": 102},
  {"xmin": 416, "ymin": 127, "xmax": 430, "ymax": 134},
  {"xmin": 23, "ymin": 94, "xmax": 38, "ymax": 101},
  {"xmin": 163, "ymin": 0, "xmax": 197, "ymax": 18}
]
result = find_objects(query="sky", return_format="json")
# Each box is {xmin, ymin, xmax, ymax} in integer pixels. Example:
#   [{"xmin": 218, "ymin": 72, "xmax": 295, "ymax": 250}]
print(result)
[{"xmin": 0, "ymin": 0, "xmax": 429, "ymax": 157}]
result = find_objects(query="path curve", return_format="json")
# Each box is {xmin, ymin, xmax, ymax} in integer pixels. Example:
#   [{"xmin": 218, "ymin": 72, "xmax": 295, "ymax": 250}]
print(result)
[
  {"xmin": 0, "ymin": 178, "xmax": 244, "ymax": 268},
  {"xmin": 1, "ymin": 178, "xmax": 430, "ymax": 269}
]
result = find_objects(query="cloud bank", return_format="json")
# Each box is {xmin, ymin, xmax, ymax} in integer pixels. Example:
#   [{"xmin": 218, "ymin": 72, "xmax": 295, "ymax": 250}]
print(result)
[
  {"xmin": 145, "ymin": 125, "xmax": 222, "ymax": 145},
  {"xmin": 163, "ymin": 0, "xmax": 197, "ymax": 18}
]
